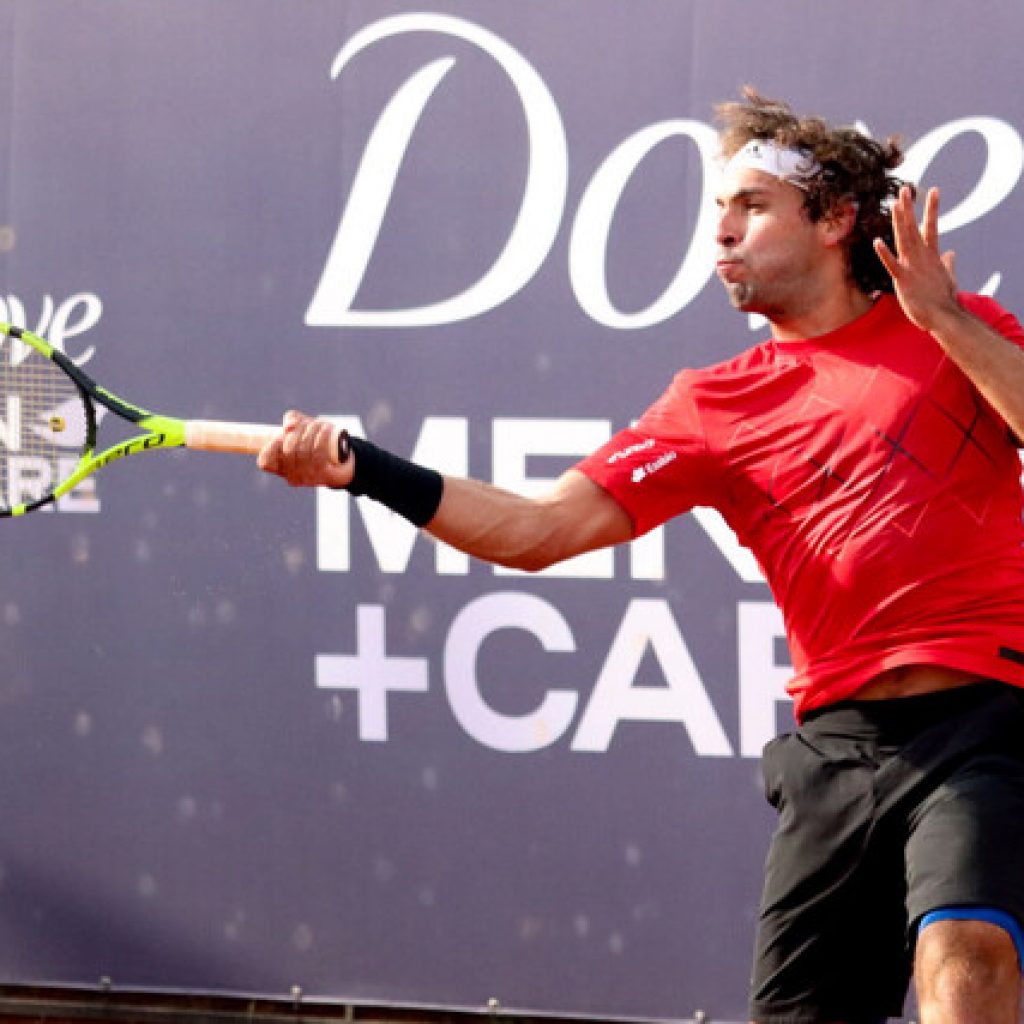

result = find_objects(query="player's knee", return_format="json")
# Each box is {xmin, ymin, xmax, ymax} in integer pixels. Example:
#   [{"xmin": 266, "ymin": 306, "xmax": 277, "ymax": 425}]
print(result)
[{"xmin": 916, "ymin": 918, "xmax": 1019, "ymax": 1003}]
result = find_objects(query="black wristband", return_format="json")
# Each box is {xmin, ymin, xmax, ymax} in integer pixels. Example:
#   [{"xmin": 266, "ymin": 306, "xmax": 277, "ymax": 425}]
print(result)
[{"xmin": 345, "ymin": 436, "xmax": 445, "ymax": 528}]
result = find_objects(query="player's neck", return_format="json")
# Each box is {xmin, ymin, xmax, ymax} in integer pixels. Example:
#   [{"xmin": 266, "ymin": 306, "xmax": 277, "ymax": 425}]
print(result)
[{"xmin": 769, "ymin": 284, "xmax": 877, "ymax": 343}]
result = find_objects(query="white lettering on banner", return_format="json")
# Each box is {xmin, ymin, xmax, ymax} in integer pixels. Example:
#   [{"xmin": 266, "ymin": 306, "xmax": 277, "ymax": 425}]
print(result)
[
  {"xmin": 0, "ymin": 293, "xmax": 103, "ymax": 365},
  {"xmin": 316, "ymin": 605, "xmax": 430, "ymax": 741},
  {"xmin": 737, "ymin": 601, "xmax": 792, "ymax": 756},
  {"xmin": 899, "ymin": 117, "xmax": 1023, "ymax": 303},
  {"xmin": 571, "ymin": 598, "xmax": 732, "ymax": 754},
  {"xmin": 56, "ymin": 464, "xmax": 101, "ymax": 513},
  {"xmin": 899, "ymin": 117, "xmax": 1024, "ymax": 233},
  {"xmin": 317, "ymin": 415, "xmax": 471, "ymax": 575},
  {"xmin": 445, "ymin": 592, "xmax": 578, "ymax": 753},
  {"xmin": 307, "ymin": 13, "xmax": 567, "ymax": 327},
  {"xmin": 492, "ymin": 418, "xmax": 615, "ymax": 579},
  {"xmin": 319, "ymin": 597, "xmax": 786, "ymax": 756},
  {"xmin": 6, "ymin": 456, "xmax": 52, "ymax": 508},
  {"xmin": 309, "ymin": 14, "xmax": 1023, "ymax": 329},
  {"xmin": 0, "ymin": 293, "xmax": 105, "ymax": 514},
  {"xmin": 0, "ymin": 395, "xmax": 21, "ymax": 450},
  {"xmin": 315, "ymin": 415, "xmax": 680, "ymax": 580},
  {"xmin": 569, "ymin": 120, "xmax": 720, "ymax": 330},
  {"xmin": 2, "ymin": 456, "xmax": 101, "ymax": 515}
]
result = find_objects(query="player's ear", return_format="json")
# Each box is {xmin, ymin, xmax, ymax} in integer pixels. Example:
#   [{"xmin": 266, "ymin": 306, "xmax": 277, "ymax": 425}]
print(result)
[{"xmin": 820, "ymin": 197, "xmax": 858, "ymax": 248}]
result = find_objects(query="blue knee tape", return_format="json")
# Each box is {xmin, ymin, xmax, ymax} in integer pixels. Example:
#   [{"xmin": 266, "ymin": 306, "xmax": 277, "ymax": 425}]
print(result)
[{"xmin": 919, "ymin": 907, "xmax": 1024, "ymax": 970}]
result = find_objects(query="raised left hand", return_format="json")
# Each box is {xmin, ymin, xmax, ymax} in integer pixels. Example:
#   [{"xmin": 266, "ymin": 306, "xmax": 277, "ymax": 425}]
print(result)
[{"xmin": 873, "ymin": 185, "xmax": 961, "ymax": 334}]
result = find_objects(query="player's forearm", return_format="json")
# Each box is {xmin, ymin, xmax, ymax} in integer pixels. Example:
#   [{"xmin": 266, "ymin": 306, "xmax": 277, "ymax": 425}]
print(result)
[
  {"xmin": 424, "ymin": 475, "xmax": 601, "ymax": 572},
  {"xmin": 258, "ymin": 414, "xmax": 634, "ymax": 567},
  {"xmin": 929, "ymin": 306, "xmax": 1024, "ymax": 440}
]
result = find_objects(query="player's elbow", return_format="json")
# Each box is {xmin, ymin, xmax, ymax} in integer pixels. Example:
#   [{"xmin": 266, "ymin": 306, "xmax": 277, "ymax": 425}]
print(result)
[
  {"xmin": 503, "ymin": 548, "xmax": 562, "ymax": 574},
  {"xmin": 502, "ymin": 492, "xmax": 629, "ymax": 573},
  {"xmin": 493, "ymin": 522, "xmax": 593, "ymax": 574}
]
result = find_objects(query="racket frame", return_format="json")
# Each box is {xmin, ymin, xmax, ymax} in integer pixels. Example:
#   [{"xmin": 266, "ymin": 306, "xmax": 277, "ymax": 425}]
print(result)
[{"xmin": 2, "ymin": 323, "xmax": 212, "ymax": 516}]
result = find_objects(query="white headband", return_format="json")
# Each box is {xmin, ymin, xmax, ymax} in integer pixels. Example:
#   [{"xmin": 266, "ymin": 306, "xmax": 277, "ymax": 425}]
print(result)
[{"xmin": 723, "ymin": 139, "xmax": 821, "ymax": 189}]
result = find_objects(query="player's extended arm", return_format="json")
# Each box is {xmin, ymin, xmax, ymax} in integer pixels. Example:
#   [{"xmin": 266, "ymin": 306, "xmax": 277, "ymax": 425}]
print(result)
[
  {"xmin": 424, "ymin": 469, "xmax": 634, "ymax": 572},
  {"xmin": 257, "ymin": 411, "xmax": 634, "ymax": 572},
  {"xmin": 876, "ymin": 185, "xmax": 1024, "ymax": 440}
]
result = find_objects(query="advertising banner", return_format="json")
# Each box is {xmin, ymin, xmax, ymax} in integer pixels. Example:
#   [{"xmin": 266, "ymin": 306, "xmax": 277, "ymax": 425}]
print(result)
[{"xmin": 0, "ymin": 3, "xmax": 1021, "ymax": 1020}]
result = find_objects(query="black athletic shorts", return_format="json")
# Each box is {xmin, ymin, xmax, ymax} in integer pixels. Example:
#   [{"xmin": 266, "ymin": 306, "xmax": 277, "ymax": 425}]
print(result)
[{"xmin": 749, "ymin": 680, "xmax": 1024, "ymax": 1024}]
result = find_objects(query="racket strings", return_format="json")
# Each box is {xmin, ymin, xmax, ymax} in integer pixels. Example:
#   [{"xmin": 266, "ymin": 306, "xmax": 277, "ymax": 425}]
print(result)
[{"xmin": 0, "ymin": 342, "xmax": 92, "ymax": 511}]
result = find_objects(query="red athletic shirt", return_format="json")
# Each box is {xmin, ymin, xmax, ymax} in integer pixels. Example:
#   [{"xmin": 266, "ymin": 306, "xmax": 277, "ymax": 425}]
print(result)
[{"xmin": 576, "ymin": 294, "xmax": 1024, "ymax": 719}]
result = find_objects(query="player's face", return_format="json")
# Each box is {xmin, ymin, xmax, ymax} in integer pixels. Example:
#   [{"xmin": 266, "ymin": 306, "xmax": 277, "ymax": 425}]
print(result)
[{"xmin": 714, "ymin": 167, "xmax": 827, "ymax": 317}]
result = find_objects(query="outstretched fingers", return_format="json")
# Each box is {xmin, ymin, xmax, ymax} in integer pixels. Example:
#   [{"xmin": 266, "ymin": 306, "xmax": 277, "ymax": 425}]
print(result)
[
  {"xmin": 921, "ymin": 186, "xmax": 941, "ymax": 251},
  {"xmin": 888, "ymin": 185, "xmax": 933, "ymax": 268},
  {"xmin": 875, "ymin": 185, "xmax": 959, "ymax": 332}
]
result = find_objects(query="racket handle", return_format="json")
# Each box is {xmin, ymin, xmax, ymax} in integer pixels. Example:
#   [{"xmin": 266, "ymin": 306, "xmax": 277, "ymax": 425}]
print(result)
[{"xmin": 184, "ymin": 420, "xmax": 280, "ymax": 455}]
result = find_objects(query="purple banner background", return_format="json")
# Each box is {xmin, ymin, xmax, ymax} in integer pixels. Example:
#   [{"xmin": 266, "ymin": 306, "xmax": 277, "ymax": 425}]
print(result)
[{"xmin": 0, "ymin": 3, "xmax": 1021, "ymax": 1021}]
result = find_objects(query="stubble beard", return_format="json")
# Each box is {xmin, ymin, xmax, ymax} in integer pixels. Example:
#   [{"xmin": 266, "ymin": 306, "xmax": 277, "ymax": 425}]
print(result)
[
  {"xmin": 723, "ymin": 278, "xmax": 776, "ymax": 316},
  {"xmin": 721, "ymin": 274, "xmax": 791, "ymax": 320},
  {"xmin": 723, "ymin": 281, "xmax": 755, "ymax": 310}
]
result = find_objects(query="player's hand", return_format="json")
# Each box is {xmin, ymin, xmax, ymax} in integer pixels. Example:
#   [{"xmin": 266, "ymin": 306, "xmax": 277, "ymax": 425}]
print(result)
[
  {"xmin": 874, "ymin": 185, "xmax": 961, "ymax": 334},
  {"xmin": 257, "ymin": 410, "xmax": 353, "ymax": 489}
]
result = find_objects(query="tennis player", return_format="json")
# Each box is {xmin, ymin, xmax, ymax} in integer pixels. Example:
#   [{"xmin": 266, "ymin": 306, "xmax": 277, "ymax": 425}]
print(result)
[{"xmin": 260, "ymin": 90, "xmax": 1024, "ymax": 1023}]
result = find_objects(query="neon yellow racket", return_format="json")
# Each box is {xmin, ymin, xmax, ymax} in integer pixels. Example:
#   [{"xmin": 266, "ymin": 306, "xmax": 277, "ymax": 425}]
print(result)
[{"xmin": 0, "ymin": 323, "xmax": 279, "ymax": 517}]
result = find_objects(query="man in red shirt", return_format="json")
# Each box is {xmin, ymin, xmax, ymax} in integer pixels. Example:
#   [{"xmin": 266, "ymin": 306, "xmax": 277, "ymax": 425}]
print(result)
[{"xmin": 260, "ymin": 91, "xmax": 1024, "ymax": 1022}]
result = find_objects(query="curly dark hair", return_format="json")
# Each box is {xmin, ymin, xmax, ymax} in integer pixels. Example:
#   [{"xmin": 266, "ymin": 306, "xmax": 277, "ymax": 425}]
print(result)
[{"xmin": 715, "ymin": 87, "xmax": 907, "ymax": 295}]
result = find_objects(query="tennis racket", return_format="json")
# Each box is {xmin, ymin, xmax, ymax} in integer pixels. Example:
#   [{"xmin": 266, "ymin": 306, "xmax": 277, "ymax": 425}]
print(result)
[{"xmin": 0, "ymin": 322, "xmax": 281, "ymax": 517}]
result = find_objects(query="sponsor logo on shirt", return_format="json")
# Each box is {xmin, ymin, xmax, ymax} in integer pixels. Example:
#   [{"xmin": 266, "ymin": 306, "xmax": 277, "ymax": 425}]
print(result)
[
  {"xmin": 631, "ymin": 450, "xmax": 677, "ymax": 483},
  {"xmin": 607, "ymin": 438, "xmax": 655, "ymax": 464}
]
